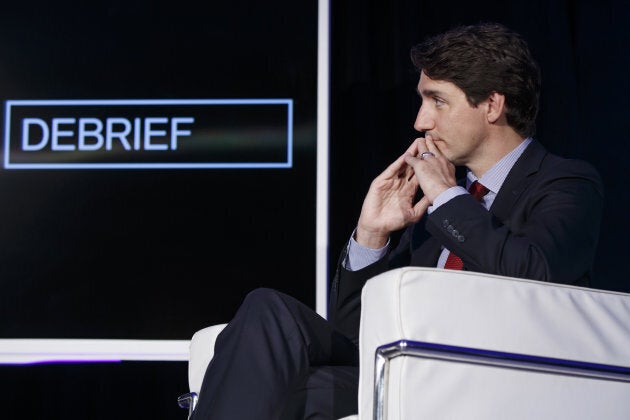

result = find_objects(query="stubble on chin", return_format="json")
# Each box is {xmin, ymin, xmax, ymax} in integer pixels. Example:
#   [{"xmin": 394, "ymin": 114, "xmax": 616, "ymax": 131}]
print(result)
[
  {"xmin": 432, "ymin": 138, "xmax": 450, "ymax": 159},
  {"xmin": 437, "ymin": 143, "xmax": 462, "ymax": 166}
]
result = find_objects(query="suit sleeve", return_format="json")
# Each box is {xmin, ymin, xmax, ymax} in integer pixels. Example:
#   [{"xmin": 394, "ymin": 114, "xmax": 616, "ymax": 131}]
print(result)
[
  {"xmin": 327, "ymin": 224, "xmax": 419, "ymax": 343},
  {"xmin": 327, "ymin": 246, "xmax": 389, "ymax": 344},
  {"xmin": 426, "ymin": 159, "xmax": 603, "ymax": 285}
]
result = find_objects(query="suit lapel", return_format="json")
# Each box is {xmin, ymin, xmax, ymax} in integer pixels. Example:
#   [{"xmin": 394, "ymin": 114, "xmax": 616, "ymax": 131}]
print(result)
[{"xmin": 489, "ymin": 140, "xmax": 548, "ymax": 222}]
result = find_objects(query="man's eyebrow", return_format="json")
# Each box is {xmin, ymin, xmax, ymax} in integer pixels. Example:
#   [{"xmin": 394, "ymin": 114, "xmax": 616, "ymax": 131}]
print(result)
[{"xmin": 417, "ymin": 88, "xmax": 446, "ymax": 98}]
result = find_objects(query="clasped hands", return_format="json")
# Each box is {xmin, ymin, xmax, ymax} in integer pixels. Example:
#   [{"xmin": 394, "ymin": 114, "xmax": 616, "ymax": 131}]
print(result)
[{"xmin": 355, "ymin": 135, "xmax": 456, "ymax": 249}]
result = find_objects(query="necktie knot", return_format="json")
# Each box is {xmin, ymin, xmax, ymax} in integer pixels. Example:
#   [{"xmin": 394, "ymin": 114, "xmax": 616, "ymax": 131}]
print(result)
[{"xmin": 469, "ymin": 181, "xmax": 489, "ymax": 201}]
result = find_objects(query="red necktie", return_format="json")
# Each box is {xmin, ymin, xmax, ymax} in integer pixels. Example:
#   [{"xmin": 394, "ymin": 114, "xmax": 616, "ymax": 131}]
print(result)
[{"xmin": 443, "ymin": 181, "xmax": 489, "ymax": 270}]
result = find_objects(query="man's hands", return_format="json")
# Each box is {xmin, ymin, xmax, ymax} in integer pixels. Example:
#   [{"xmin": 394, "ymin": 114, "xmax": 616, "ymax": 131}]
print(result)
[
  {"xmin": 355, "ymin": 135, "xmax": 456, "ymax": 249},
  {"xmin": 404, "ymin": 135, "xmax": 457, "ymax": 203}
]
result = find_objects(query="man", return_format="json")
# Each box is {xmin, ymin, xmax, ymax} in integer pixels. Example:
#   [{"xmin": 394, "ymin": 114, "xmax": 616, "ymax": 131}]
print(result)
[{"xmin": 191, "ymin": 22, "xmax": 603, "ymax": 419}]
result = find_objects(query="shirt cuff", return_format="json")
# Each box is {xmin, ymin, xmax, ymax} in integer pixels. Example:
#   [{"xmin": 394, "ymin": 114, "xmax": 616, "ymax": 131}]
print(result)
[
  {"xmin": 343, "ymin": 229, "xmax": 390, "ymax": 271},
  {"xmin": 427, "ymin": 186, "xmax": 468, "ymax": 214}
]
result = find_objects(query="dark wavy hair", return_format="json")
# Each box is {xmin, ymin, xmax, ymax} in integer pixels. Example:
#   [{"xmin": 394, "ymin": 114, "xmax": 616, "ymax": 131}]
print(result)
[{"xmin": 410, "ymin": 23, "xmax": 541, "ymax": 138}]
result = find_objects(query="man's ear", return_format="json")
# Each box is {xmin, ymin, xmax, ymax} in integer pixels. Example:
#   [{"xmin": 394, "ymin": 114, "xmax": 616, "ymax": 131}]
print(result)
[{"xmin": 485, "ymin": 92, "xmax": 506, "ymax": 124}]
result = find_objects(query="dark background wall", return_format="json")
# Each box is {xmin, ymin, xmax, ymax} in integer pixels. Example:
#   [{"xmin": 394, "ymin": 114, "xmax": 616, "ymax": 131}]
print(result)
[
  {"xmin": 328, "ymin": 0, "xmax": 630, "ymax": 295},
  {"xmin": 2, "ymin": 1, "xmax": 629, "ymax": 419}
]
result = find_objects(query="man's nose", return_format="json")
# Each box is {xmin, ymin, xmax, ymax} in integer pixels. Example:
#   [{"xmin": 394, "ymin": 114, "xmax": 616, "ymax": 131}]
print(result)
[{"xmin": 414, "ymin": 106, "xmax": 434, "ymax": 132}]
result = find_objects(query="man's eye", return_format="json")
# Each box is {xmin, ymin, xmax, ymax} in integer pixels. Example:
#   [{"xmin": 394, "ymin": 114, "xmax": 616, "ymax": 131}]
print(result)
[{"xmin": 433, "ymin": 98, "xmax": 445, "ymax": 106}]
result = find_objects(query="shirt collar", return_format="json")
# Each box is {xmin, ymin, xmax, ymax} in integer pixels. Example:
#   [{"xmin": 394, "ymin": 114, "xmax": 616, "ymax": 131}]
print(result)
[{"xmin": 466, "ymin": 137, "xmax": 532, "ymax": 194}]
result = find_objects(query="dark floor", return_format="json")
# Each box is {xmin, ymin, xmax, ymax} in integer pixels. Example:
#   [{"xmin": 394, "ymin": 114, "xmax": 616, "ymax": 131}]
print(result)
[{"xmin": 1, "ymin": 361, "xmax": 189, "ymax": 420}]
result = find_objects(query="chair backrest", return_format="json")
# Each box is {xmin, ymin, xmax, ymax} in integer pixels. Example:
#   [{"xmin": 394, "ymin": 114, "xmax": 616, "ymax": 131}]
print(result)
[{"xmin": 358, "ymin": 267, "xmax": 630, "ymax": 419}]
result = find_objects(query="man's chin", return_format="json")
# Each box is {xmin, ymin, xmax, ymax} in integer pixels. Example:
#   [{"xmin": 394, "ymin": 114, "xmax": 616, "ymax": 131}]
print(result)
[
  {"xmin": 433, "ymin": 142, "xmax": 451, "ymax": 160},
  {"xmin": 443, "ymin": 152, "xmax": 463, "ymax": 166}
]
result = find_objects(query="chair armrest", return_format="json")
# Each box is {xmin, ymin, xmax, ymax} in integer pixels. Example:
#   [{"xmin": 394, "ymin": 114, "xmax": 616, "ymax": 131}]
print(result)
[
  {"xmin": 177, "ymin": 392, "xmax": 198, "ymax": 420},
  {"xmin": 188, "ymin": 323, "xmax": 228, "ymax": 395}
]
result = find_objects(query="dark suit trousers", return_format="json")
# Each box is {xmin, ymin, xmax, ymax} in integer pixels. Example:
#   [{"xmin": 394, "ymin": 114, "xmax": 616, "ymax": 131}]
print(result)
[{"xmin": 191, "ymin": 288, "xmax": 360, "ymax": 420}]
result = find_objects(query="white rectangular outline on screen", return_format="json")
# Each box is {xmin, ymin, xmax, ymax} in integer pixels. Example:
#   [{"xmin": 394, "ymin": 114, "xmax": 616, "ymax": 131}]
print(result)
[
  {"xmin": 3, "ymin": 98, "xmax": 293, "ymax": 169},
  {"xmin": 0, "ymin": 0, "xmax": 329, "ymax": 365}
]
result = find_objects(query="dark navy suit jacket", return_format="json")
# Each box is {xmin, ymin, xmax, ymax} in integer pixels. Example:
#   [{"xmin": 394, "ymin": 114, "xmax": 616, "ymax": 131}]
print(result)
[{"xmin": 329, "ymin": 140, "xmax": 604, "ymax": 343}]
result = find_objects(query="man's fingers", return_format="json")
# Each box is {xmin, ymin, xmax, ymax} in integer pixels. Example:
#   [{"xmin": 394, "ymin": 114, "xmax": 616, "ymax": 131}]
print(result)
[
  {"xmin": 404, "ymin": 160, "xmax": 417, "ymax": 182},
  {"xmin": 404, "ymin": 154, "xmax": 422, "ymax": 171},
  {"xmin": 405, "ymin": 138, "xmax": 420, "ymax": 155},
  {"xmin": 414, "ymin": 137, "xmax": 427, "ymax": 155},
  {"xmin": 380, "ymin": 140, "xmax": 421, "ymax": 179},
  {"xmin": 424, "ymin": 135, "xmax": 442, "ymax": 157},
  {"xmin": 410, "ymin": 196, "xmax": 430, "ymax": 221},
  {"xmin": 377, "ymin": 152, "xmax": 408, "ymax": 179}
]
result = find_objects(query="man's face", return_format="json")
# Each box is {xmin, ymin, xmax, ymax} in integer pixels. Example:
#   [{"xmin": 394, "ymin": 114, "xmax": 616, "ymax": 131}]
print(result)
[{"xmin": 414, "ymin": 71, "xmax": 489, "ymax": 166}]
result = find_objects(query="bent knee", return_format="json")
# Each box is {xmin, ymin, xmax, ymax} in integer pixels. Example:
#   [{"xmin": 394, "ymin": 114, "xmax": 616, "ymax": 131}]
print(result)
[
  {"xmin": 244, "ymin": 287, "xmax": 282, "ymax": 302},
  {"xmin": 241, "ymin": 287, "xmax": 286, "ymax": 314}
]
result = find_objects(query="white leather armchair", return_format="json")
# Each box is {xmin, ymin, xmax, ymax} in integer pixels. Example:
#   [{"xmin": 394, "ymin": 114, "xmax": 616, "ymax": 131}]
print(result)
[
  {"xmin": 178, "ymin": 323, "xmax": 228, "ymax": 418},
  {"xmin": 180, "ymin": 267, "xmax": 630, "ymax": 419}
]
